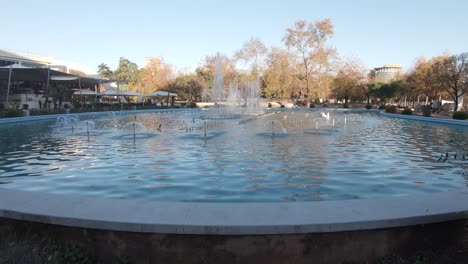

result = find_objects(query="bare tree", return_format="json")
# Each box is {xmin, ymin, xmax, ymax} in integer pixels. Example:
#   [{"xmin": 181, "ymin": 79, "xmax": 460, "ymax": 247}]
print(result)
[
  {"xmin": 234, "ymin": 37, "xmax": 268, "ymax": 80},
  {"xmin": 432, "ymin": 53, "xmax": 468, "ymax": 111},
  {"xmin": 282, "ymin": 19, "xmax": 334, "ymax": 99}
]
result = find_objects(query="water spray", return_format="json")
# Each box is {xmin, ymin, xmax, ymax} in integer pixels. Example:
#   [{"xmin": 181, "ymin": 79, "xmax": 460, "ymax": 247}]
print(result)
[
  {"xmin": 204, "ymin": 122, "xmax": 207, "ymax": 137},
  {"xmin": 272, "ymin": 120, "xmax": 275, "ymax": 137},
  {"xmin": 86, "ymin": 121, "xmax": 90, "ymax": 141}
]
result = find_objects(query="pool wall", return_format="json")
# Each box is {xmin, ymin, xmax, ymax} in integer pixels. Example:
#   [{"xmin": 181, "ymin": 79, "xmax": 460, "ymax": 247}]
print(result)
[
  {"xmin": 0, "ymin": 188, "xmax": 467, "ymax": 263},
  {"xmin": 1, "ymin": 217, "xmax": 466, "ymax": 264}
]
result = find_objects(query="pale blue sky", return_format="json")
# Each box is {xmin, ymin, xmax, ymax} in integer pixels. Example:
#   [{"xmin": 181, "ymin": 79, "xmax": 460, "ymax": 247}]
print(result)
[{"xmin": 2, "ymin": 0, "xmax": 467, "ymax": 73}]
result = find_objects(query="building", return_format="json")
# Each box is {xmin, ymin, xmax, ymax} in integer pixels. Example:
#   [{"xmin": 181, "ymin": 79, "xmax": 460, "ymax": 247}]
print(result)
[
  {"xmin": 0, "ymin": 48, "xmax": 53, "ymax": 68},
  {"xmin": 370, "ymin": 64, "xmax": 402, "ymax": 83},
  {"xmin": 0, "ymin": 48, "xmax": 95, "ymax": 75},
  {"xmin": 0, "ymin": 48, "xmax": 105, "ymax": 110}
]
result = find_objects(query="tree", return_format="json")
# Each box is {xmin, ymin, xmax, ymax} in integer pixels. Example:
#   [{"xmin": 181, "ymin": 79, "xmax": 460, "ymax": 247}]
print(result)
[
  {"xmin": 196, "ymin": 54, "xmax": 238, "ymax": 101},
  {"xmin": 405, "ymin": 56, "xmax": 446, "ymax": 105},
  {"xmin": 331, "ymin": 58, "xmax": 367, "ymax": 107},
  {"xmin": 263, "ymin": 47, "xmax": 296, "ymax": 100},
  {"xmin": 113, "ymin": 57, "xmax": 139, "ymax": 87},
  {"xmin": 234, "ymin": 37, "xmax": 267, "ymax": 80},
  {"xmin": 139, "ymin": 57, "xmax": 175, "ymax": 95},
  {"xmin": 165, "ymin": 74, "xmax": 206, "ymax": 102},
  {"xmin": 282, "ymin": 19, "xmax": 334, "ymax": 99},
  {"xmin": 312, "ymin": 46, "xmax": 337, "ymax": 101},
  {"xmin": 97, "ymin": 63, "xmax": 113, "ymax": 79},
  {"xmin": 365, "ymin": 82, "xmax": 382, "ymax": 104},
  {"xmin": 378, "ymin": 80, "xmax": 403, "ymax": 103},
  {"xmin": 432, "ymin": 53, "xmax": 468, "ymax": 111}
]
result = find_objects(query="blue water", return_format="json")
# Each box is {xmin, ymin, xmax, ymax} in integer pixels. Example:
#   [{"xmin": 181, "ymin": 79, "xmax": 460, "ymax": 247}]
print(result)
[{"xmin": 0, "ymin": 109, "xmax": 467, "ymax": 202}]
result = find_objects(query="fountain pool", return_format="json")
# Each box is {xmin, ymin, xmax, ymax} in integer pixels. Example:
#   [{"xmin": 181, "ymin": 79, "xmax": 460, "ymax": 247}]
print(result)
[
  {"xmin": 1, "ymin": 109, "xmax": 468, "ymax": 263},
  {"xmin": 0, "ymin": 109, "xmax": 467, "ymax": 202}
]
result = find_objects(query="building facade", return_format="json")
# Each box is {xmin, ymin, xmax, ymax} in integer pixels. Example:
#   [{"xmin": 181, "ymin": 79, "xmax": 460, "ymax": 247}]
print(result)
[
  {"xmin": 370, "ymin": 64, "xmax": 402, "ymax": 83},
  {"xmin": 0, "ymin": 48, "xmax": 95, "ymax": 75}
]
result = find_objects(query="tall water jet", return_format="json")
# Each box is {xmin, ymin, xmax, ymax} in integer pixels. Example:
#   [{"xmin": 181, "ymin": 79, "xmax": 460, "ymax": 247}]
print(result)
[{"xmin": 211, "ymin": 52, "xmax": 225, "ymax": 105}]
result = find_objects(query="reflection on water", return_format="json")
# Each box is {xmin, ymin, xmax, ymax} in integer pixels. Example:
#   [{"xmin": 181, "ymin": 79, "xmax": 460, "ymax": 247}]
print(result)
[{"xmin": 0, "ymin": 109, "xmax": 467, "ymax": 202}]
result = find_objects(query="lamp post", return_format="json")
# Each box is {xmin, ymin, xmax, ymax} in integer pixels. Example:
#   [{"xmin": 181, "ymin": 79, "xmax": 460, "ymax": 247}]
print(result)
[{"xmin": 6, "ymin": 65, "xmax": 12, "ymax": 105}]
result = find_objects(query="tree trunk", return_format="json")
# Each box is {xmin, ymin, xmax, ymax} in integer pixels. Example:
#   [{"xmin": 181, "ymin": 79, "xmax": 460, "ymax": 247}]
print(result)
[{"xmin": 453, "ymin": 93, "xmax": 459, "ymax": 112}]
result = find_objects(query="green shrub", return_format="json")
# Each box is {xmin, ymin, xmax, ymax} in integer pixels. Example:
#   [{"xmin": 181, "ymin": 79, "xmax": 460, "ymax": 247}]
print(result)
[
  {"xmin": 421, "ymin": 105, "xmax": 432, "ymax": 117},
  {"xmin": 378, "ymin": 105, "xmax": 386, "ymax": 110},
  {"xmin": 365, "ymin": 104, "xmax": 372, "ymax": 110},
  {"xmin": 385, "ymin": 105, "xmax": 397, "ymax": 113},
  {"xmin": 41, "ymin": 242, "xmax": 94, "ymax": 264},
  {"xmin": 401, "ymin": 108, "xmax": 413, "ymax": 115},
  {"xmin": 188, "ymin": 102, "xmax": 198, "ymax": 108},
  {"xmin": 452, "ymin": 111, "xmax": 468, "ymax": 120},
  {"xmin": 6, "ymin": 109, "xmax": 21, "ymax": 118}
]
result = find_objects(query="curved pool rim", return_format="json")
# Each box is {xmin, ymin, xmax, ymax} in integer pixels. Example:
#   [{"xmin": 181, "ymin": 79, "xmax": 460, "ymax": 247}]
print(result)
[{"xmin": 1, "ymin": 109, "xmax": 467, "ymax": 235}]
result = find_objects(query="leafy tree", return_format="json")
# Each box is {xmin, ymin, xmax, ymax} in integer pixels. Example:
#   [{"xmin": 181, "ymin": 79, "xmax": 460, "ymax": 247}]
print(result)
[
  {"xmin": 234, "ymin": 37, "xmax": 267, "ymax": 80},
  {"xmin": 48, "ymin": 84, "xmax": 74, "ymax": 109},
  {"xmin": 405, "ymin": 56, "xmax": 446, "ymax": 105},
  {"xmin": 113, "ymin": 57, "xmax": 139, "ymax": 86},
  {"xmin": 283, "ymin": 19, "xmax": 334, "ymax": 99},
  {"xmin": 378, "ymin": 80, "xmax": 403, "ymax": 103},
  {"xmin": 312, "ymin": 46, "xmax": 337, "ymax": 101},
  {"xmin": 196, "ymin": 54, "xmax": 238, "ymax": 101},
  {"xmin": 140, "ymin": 57, "xmax": 175, "ymax": 95},
  {"xmin": 432, "ymin": 52, "xmax": 468, "ymax": 111},
  {"xmin": 331, "ymin": 58, "xmax": 367, "ymax": 107},
  {"xmin": 366, "ymin": 82, "xmax": 383, "ymax": 104},
  {"xmin": 97, "ymin": 63, "xmax": 113, "ymax": 79},
  {"xmin": 167, "ymin": 74, "xmax": 207, "ymax": 102},
  {"xmin": 263, "ymin": 47, "xmax": 297, "ymax": 100}
]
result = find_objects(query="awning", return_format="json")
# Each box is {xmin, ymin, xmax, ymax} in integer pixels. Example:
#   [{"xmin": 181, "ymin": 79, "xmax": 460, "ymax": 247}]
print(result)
[
  {"xmin": 0, "ymin": 67, "xmax": 114, "ymax": 86},
  {"xmin": 0, "ymin": 64, "xmax": 30, "ymax": 69},
  {"xmin": 73, "ymin": 89, "xmax": 97, "ymax": 95},
  {"xmin": 121, "ymin": 90, "xmax": 141, "ymax": 96},
  {"xmin": 51, "ymin": 76, "xmax": 79, "ymax": 81},
  {"xmin": 99, "ymin": 90, "xmax": 141, "ymax": 96},
  {"xmin": 145, "ymin": 91, "xmax": 177, "ymax": 97}
]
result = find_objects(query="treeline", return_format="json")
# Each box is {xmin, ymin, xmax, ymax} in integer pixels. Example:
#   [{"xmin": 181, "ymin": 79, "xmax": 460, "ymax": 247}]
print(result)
[{"xmin": 97, "ymin": 19, "xmax": 467, "ymax": 111}]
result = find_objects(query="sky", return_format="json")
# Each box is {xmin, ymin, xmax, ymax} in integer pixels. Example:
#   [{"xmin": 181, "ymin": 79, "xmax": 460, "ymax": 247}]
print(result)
[{"xmin": 2, "ymin": 0, "xmax": 467, "ymax": 74}]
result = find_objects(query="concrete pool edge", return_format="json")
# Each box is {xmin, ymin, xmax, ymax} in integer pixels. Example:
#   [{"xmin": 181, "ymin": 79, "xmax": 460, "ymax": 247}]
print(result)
[
  {"xmin": 380, "ymin": 110, "xmax": 468, "ymax": 126},
  {"xmin": 1, "ymin": 188, "xmax": 467, "ymax": 235}
]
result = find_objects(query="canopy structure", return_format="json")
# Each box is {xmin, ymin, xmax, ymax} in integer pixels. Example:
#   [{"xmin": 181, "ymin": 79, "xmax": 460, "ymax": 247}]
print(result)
[
  {"xmin": 0, "ymin": 64, "xmax": 30, "ymax": 69},
  {"xmin": 73, "ymin": 89, "xmax": 97, "ymax": 95},
  {"xmin": 120, "ymin": 90, "xmax": 141, "ymax": 96},
  {"xmin": 145, "ymin": 91, "xmax": 177, "ymax": 97},
  {"xmin": 0, "ymin": 67, "xmax": 113, "ymax": 87},
  {"xmin": 99, "ymin": 89, "xmax": 121, "ymax": 96}
]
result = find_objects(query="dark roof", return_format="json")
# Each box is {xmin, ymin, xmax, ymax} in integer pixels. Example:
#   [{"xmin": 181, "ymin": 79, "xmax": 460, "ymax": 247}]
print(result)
[{"xmin": 0, "ymin": 68, "xmax": 113, "ymax": 86}]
